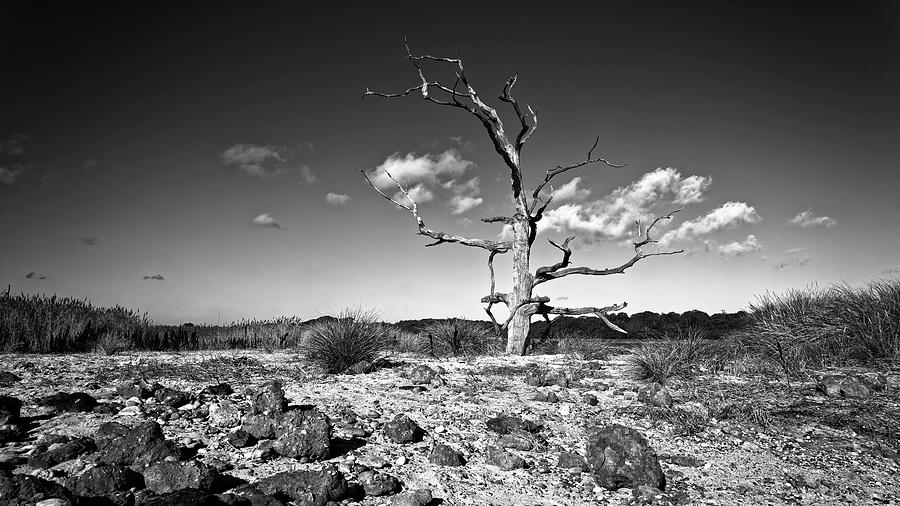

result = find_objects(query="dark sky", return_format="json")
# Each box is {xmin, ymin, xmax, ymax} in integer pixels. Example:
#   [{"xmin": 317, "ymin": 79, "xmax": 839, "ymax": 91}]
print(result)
[{"xmin": 2, "ymin": 2, "xmax": 899, "ymax": 323}]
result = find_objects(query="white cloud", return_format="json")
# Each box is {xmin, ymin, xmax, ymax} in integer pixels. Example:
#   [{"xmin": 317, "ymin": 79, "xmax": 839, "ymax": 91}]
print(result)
[
  {"xmin": 0, "ymin": 134, "xmax": 28, "ymax": 156},
  {"xmin": 0, "ymin": 165, "xmax": 27, "ymax": 184},
  {"xmin": 788, "ymin": 209, "xmax": 837, "ymax": 228},
  {"xmin": 223, "ymin": 143, "xmax": 285, "ymax": 177},
  {"xmin": 25, "ymin": 271, "xmax": 47, "ymax": 280},
  {"xmin": 660, "ymin": 202, "xmax": 760, "ymax": 244},
  {"xmin": 551, "ymin": 177, "xmax": 592, "ymax": 202},
  {"xmin": 251, "ymin": 213, "xmax": 281, "ymax": 229},
  {"xmin": 449, "ymin": 195, "xmax": 484, "ymax": 214},
  {"xmin": 300, "ymin": 165, "xmax": 318, "ymax": 183},
  {"xmin": 367, "ymin": 149, "xmax": 474, "ymax": 191},
  {"xmin": 325, "ymin": 192, "xmax": 351, "ymax": 206},
  {"xmin": 771, "ymin": 248, "xmax": 814, "ymax": 270},
  {"xmin": 534, "ymin": 168, "xmax": 713, "ymax": 241},
  {"xmin": 718, "ymin": 234, "xmax": 762, "ymax": 257},
  {"xmin": 393, "ymin": 183, "xmax": 435, "ymax": 204}
]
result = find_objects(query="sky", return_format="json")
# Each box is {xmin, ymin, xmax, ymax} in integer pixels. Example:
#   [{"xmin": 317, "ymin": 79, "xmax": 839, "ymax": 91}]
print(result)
[{"xmin": 1, "ymin": 2, "xmax": 899, "ymax": 324}]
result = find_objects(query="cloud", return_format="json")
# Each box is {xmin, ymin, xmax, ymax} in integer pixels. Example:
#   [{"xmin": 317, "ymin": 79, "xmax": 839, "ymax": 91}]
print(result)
[
  {"xmin": 142, "ymin": 274, "xmax": 165, "ymax": 281},
  {"xmin": 660, "ymin": 202, "xmax": 761, "ymax": 244},
  {"xmin": 25, "ymin": 271, "xmax": 46, "ymax": 280},
  {"xmin": 718, "ymin": 234, "xmax": 762, "ymax": 257},
  {"xmin": 0, "ymin": 134, "xmax": 28, "ymax": 156},
  {"xmin": 299, "ymin": 165, "xmax": 318, "ymax": 183},
  {"xmin": 367, "ymin": 149, "xmax": 474, "ymax": 193},
  {"xmin": 551, "ymin": 177, "xmax": 592, "ymax": 202},
  {"xmin": 444, "ymin": 176, "xmax": 483, "ymax": 214},
  {"xmin": 534, "ymin": 168, "xmax": 714, "ymax": 242},
  {"xmin": 80, "ymin": 237, "xmax": 99, "ymax": 246},
  {"xmin": 449, "ymin": 195, "xmax": 484, "ymax": 214},
  {"xmin": 0, "ymin": 165, "xmax": 27, "ymax": 184},
  {"xmin": 325, "ymin": 192, "xmax": 351, "ymax": 206},
  {"xmin": 788, "ymin": 209, "xmax": 837, "ymax": 229},
  {"xmin": 222, "ymin": 143, "xmax": 286, "ymax": 177},
  {"xmin": 772, "ymin": 248, "xmax": 814, "ymax": 270},
  {"xmin": 83, "ymin": 160, "xmax": 100, "ymax": 169},
  {"xmin": 394, "ymin": 183, "xmax": 434, "ymax": 204},
  {"xmin": 251, "ymin": 213, "xmax": 281, "ymax": 229}
]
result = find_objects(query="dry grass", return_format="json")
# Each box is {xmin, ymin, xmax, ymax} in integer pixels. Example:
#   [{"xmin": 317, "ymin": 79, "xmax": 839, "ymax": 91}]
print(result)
[
  {"xmin": 297, "ymin": 308, "xmax": 390, "ymax": 374},
  {"xmin": 625, "ymin": 326, "xmax": 710, "ymax": 384}
]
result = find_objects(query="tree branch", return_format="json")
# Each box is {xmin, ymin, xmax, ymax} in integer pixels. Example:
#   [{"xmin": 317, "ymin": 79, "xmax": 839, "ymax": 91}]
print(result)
[
  {"xmin": 534, "ymin": 236, "xmax": 575, "ymax": 277},
  {"xmin": 363, "ymin": 39, "xmax": 529, "ymax": 211},
  {"xmin": 361, "ymin": 169, "xmax": 511, "ymax": 252},
  {"xmin": 481, "ymin": 216, "xmax": 515, "ymax": 225},
  {"xmin": 498, "ymin": 73, "xmax": 538, "ymax": 152},
  {"xmin": 530, "ymin": 136, "xmax": 626, "ymax": 215},
  {"xmin": 533, "ymin": 207, "xmax": 685, "ymax": 286},
  {"xmin": 532, "ymin": 301, "xmax": 629, "ymax": 334}
]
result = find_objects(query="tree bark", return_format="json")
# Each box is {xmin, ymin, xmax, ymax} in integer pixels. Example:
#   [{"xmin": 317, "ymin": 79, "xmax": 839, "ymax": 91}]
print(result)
[{"xmin": 506, "ymin": 218, "xmax": 533, "ymax": 355}]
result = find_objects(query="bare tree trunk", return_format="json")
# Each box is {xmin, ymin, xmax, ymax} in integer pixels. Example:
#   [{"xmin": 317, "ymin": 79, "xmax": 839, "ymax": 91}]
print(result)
[{"xmin": 506, "ymin": 219, "xmax": 533, "ymax": 355}]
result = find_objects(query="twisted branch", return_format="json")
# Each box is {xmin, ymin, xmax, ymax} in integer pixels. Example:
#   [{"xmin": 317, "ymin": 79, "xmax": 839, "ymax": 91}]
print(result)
[
  {"xmin": 361, "ymin": 169, "xmax": 511, "ymax": 252},
  {"xmin": 533, "ymin": 207, "xmax": 685, "ymax": 286},
  {"xmin": 530, "ymin": 136, "xmax": 625, "ymax": 215}
]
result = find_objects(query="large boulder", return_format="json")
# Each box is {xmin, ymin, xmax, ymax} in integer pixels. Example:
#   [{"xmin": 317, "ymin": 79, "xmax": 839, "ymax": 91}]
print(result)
[
  {"xmin": 407, "ymin": 365, "xmax": 438, "ymax": 385},
  {"xmin": 486, "ymin": 414, "xmax": 541, "ymax": 435},
  {"xmin": 251, "ymin": 381, "xmax": 288, "ymax": 416},
  {"xmin": 390, "ymin": 489, "xmax": 433, "ymax": 506},
  {"xmin": 143, "ymin": 460, "xmax": 222, "ymax": 494},
  {"xmin": 0, "ymin": 397, "xmax": 21, "ymax": 424},
  {"xmin": 0, "ymin": 373, "xmax": 20, "ymax": 388},
  {"xmin": 383, "ymin": 414, "xmax": 424, "ymax": 444},
  {"xmin": 586, "ymin": 424, "xmax": 665, "ymax": 491},
  {"xmin": 96, "ymin": 421, "xmax": 181, "ymax": 470},
  {"xmin": 271, "ymin": 409, "xmax": 332, "ymax": 461},
  {"xmin": 116, "ymin": 379, "xmax": 159, "ymax": 400},
  {"xmin": 817, "ymin": 374, "xmax": 872, "ymax": 399},
  {"xmin": 637, "ymin": 384, "xmax": 673, "ymax": 408},
  {"xmin": 428, "ymin": 444, "xmax": 465, "ymax": 466},
  {"xmin": 68, "ymin": 464, "xmax": 144, "ymax": 497},
  {"xmin": 358, "ymin": 471, "xmax": 401, "ymax": 496},
  {"xmin": 485, "ymin": 445, "xmax": 525, "ymax": 471},
  {"xmin": 0, "ymin": 471, "xmax": 75, "ymax": 505},
  {"xmin": 28, "ymin": 437, "xmax": 96, "ymax": 469},
  {"xmin": 38, "ymin": 392, "xmax": 98, "ymax": 412},
  {"xmin": 154, "ymin": 387, "xmax": 192, "ymax": 408},
  {"xmin": 209, "ymin": 401, "xmax": 243, "ymax": 429},
  {"xmin": 253, "ymin": 465, "xmax": 348, "ymax": 506}
]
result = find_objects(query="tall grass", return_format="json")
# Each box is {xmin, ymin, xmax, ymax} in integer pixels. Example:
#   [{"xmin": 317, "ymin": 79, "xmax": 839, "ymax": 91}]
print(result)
[
  {"xmin": 0, "ymin": 292, "xmax": 150, "ymax": 352},
  {"xmin": 740, "ymin": 278, "xmax": 900, "ymax": 373},
  {"xmin": 420, "ymin": 318, "xmax": 499, "ymax": 357}
]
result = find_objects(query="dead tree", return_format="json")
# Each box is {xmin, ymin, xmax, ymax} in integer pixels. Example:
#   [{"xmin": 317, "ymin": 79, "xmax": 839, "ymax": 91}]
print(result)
[{"xmin": 362, "ymin": 41, "xmax": 684, "ymax": 355}]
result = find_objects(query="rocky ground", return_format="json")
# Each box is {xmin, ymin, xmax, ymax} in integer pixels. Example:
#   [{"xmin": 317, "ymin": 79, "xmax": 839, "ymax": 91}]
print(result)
[{"xmin": 0, "ymin": 350, "xmax": 897, "ymax": 505}]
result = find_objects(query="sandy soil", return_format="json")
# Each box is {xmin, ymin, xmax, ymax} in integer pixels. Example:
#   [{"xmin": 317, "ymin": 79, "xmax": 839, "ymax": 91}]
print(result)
[{"xmin": 1, "ymin": 350, "xmax": 898, "ymax": 505}]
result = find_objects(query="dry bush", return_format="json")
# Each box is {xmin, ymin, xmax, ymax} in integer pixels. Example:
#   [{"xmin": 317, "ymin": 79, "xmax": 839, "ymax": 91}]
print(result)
[
  {"xmin": 297, "ymin": 308, "xmax": 389, "ymax": 373},
  {"xmin": 626, "ymin": 326, "xmax": 710, "ymax": 384},
  {"xmin": 93, "ymin": 331, "xmax": 132, "ymax": 356},
  {"xmin": 420, "ymin": 318, "xmax": 499, "ymax": 357},
  {"xmin": 735, "ymin": 278, "xmax": 900, "ymax": 378},
  {"xmin": 556, "ymin": 329, "xmax": 614, "ymax": 361}
]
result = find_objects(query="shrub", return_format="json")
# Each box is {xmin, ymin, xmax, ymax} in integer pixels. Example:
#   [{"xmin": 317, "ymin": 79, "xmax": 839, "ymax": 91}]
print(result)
[
  {"xmin": 740, "ymin": 278, "xmax": 900, "ymax": 376},
  {"xmin": 93, "ymin": 331, "xmax": 131, "ymax": 355},
  {"xmin": 556, "ymin": 329, "xmax": 613, "ymax": 361},
  {"xmin": 420, "ymin": 318, "xmax": 498, "ymax": 357},
  {"xmin": 297, "ymin": 308, "xmax": 389, "ymax": 373},
  {"xmin": 626, "ymin": 326, "xmax": 709, "ymax": 384}
]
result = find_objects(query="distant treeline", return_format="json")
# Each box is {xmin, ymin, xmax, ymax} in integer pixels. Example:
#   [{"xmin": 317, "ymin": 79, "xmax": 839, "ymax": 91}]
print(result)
[
  {"xmin": 396, "ymin": 310, "xmax": 750, "ymax": 342},
  {"xmin": 1, "ymin": 289, "xmax": 747, "ymax": 353}
]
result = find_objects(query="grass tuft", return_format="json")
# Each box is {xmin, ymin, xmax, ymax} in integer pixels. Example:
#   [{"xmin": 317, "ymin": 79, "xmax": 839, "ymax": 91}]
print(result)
[
  {"xmin": 626, "ymin": 326, "xmax": 709, "ymax": 384},
  {"xmin": 297, "ymin": 307, "xmax": 389, "ymax": 374},
  {"xmin": 420, "ymin": 318, "xmax": 499, "ymax": 357}
]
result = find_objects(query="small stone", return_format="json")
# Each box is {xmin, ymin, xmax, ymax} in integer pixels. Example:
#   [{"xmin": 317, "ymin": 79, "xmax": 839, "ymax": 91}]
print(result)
[
  {"xmin": 384, "ymin": 414, "xmax": 425, "ymax": 444},
  {"xmin": 558, "ymin": 404, "xmax": 571, "ymax": 416},
  {"xmin": 582, "ymin": 393, "xmax": 599, "ymax": 406},
  {"xmin": 485, "ymin": 445, "xmax": 526, "ymax": 471},
  {"xmin": 395, "ymin": 455, "xmax": 407, "ymax": 466}
]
